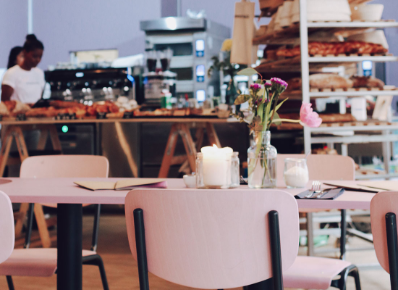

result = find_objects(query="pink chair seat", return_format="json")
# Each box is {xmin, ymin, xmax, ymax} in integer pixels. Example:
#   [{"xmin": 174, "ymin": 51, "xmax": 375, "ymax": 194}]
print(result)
[
  {"xmin": 0, "ymin": 249, "xmax": 96, "ymax": 277},
  {"xmin": 283, "ymin": 256, "xmax": 351, "ymax": 289}
]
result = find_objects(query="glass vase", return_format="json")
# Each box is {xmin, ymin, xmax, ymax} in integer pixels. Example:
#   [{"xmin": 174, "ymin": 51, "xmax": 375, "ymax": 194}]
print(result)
[{"xmin": 247, "ymin": 131, "xmax": 277, "ymax": 188}]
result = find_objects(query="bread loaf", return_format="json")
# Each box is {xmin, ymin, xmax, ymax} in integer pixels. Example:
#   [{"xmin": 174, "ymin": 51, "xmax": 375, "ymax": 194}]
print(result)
[
  {"xmin": 276, "ymin": 41, "xmax": 388, "ymax": 58},
  {"xmin": 350, "ymin": 76, "xmax": 385, "ymax": 89},
  {"xmin": 309, "ymin": 74, "xmax": 353, "ymax": 89},
  {"xmin": 286, "ymin": 78, "xmax": 302, "ymax": 91}
]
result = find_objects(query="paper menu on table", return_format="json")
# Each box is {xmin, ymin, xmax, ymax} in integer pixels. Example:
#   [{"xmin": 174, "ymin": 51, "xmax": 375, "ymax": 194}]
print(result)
[
  {"xmin": 357, "ymin": 181, "xmax": 398, "ymax": 192},
  {"xmin": 74, "ymin": 179, "xmax": 167, "ymax": 191},
  {"xmin": 322, "ymin": 182, "xmax": 380, "ymax": 193}
]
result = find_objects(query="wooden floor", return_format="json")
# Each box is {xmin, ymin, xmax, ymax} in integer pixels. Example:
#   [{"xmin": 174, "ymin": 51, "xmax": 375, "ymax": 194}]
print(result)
[{"xmin": 0, "ymin": 213, "xmax": 391, "ymax": 290}]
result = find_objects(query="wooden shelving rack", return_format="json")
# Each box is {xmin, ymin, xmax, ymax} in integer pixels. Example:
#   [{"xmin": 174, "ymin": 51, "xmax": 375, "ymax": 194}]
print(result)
[{"xmin": 255, "ymin": 0, "xmax": 398, "ymax": 181}]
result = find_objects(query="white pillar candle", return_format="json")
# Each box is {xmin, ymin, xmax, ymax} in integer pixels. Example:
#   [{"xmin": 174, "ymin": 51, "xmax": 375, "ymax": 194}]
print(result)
[{"xmin": 201, "ymin": 145, "xmax": 233, "ymax": 188}]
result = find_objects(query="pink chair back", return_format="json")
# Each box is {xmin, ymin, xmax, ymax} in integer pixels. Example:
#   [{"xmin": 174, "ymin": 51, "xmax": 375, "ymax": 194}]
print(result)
[
  {"xmin": 0, "ymin": 191, "xmax": 14, "ymax": 264},
  {"xmin": 20, "ymin": 155, "xmax": 109, "ymax": 178},
  {"xmin": 125, "ymin": 189, "xmax": 299, "ymax": 289},
  {"xmin": 277, "ymin": 154, "xmax": 355, "ymax": 181},
  {"xmin": 370, "ymin": 191, "xmax": 398, "ymax": 273}
]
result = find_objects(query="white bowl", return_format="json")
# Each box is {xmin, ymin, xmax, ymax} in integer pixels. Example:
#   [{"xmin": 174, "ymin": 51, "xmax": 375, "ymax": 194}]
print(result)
[
  {"xmin": 351, "ymin": 4, "xmax": 384, "ymax": 21},
  {"xmin": 183, "ymin": 175, "xmax": 196, "ymax": 188},
  {"xmin": 291, "ymin": 0, "xmax": 351, "ymax": 23}
]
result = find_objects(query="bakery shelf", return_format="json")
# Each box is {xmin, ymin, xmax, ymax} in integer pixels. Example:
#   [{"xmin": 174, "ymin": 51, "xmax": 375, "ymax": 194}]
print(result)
[
  {"xmin": 310, "ymin": 134, "xmax": 398, "ymax": 144},
  {"xmin": 282, "ymin": 88, "xmax": 398, "ymax": 98},
  {"xmin": 255, "ymin": 0, "xmax": 398, "ymax": 185},
  {"xmin": 308, "ymin": 55, "xmax": 398, "ymax": 63},
  {"xmin": 307, "ymin": 20, "xmax": 398, "ymax": 28},
  {"xmin": 308, "ymin": 121, "xmax": 398, "ymax": 133},
  {"xmin": 256, "ymin": 55, "xmax": 398, "ymax": 71},
  {"xmin": 355, "ymin": 173, "xmax": 398, "ymax": 180},
  {"xmin": 253, "ymin": 21, "xmax": 398, "ymax": 45},
  {"xmin": 309, "ymin": 87, "xmax": 398, "ymax": 97}
]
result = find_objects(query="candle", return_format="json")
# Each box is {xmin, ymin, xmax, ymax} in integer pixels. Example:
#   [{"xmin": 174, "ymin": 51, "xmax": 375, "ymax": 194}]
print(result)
[{"xmin": 201, "ymin": 145, "xmax": 233, "ymax": 188}]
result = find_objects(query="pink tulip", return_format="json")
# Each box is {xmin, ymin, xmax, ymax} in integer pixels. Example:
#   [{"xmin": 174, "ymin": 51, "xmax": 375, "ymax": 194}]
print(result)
[{"xmin": 300, "ymin": 103, "xmax": 322, "ymax": 128}]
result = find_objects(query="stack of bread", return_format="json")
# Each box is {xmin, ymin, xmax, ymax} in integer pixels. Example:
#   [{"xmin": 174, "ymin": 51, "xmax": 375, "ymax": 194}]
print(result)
[
  {"xmin": 275, "ymin": 41, "xmax": 388, "ymax": 58},
  {"xmin": 286, "ymin": 74, "xmax": 385, "ymax": 91}
]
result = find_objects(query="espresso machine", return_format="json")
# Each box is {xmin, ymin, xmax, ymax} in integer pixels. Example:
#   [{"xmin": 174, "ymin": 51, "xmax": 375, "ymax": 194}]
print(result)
[
  {"xmin": 140, "ymin": 17, "xmax": 230, "ymax": 102},
  {"xmin": 45, "ymin": 67, "xmax": 142, "ymax": 105},
  {"xmin": 141, "ymin": 48, "xmax": 177, "ymax": 106}
]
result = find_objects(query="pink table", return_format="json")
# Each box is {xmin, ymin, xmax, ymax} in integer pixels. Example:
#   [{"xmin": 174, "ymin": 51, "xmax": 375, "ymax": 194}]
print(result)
[
  {"xmin": 0, "ymin": 177, "xmax": 375, "ymax": 290},
  {"xmin": 1, "ymin": 178, "xmax": 374, "ymax": 209}
]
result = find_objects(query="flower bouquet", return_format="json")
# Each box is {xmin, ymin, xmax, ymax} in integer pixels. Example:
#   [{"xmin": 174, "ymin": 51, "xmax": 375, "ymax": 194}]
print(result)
[{"xmin": 234, "ymin": 68, "xmax": 322, "ymax": 188}]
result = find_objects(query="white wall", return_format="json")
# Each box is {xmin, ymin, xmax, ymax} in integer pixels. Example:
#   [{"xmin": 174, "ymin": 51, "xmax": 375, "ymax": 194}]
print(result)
[
  {"xmin": 1, "ymin": 0, "xmax": 397, "ymax": 88},
  {"xmin": 373, "ymin": 0, "xmax": 398, "ymax": 86},
  {"xmin": 32, "ymin": 0, "xmax": 161, "ymax": 69},
  {"xmin": 0, "ymin": 1, "xmax": 28, "ymax": 68},
  {"xmin": 181, "ymin": 0, "xmax": 264, "ymax": 30}
]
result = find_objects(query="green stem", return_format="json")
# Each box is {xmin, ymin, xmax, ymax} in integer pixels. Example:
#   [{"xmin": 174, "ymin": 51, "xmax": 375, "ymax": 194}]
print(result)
[
  {"xmin": 272, "ymin": 118, "xmax": 301, "ymax": 123},
  {"xmin": 267, "ymin": 91, "xmax": 281, "ymax": 130}
]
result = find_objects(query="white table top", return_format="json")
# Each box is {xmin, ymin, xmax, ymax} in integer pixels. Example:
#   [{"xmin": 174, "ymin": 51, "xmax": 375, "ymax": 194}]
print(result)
[{"xmin": 0, "ymin": 178, "xmax": 376, "ymax": 209}]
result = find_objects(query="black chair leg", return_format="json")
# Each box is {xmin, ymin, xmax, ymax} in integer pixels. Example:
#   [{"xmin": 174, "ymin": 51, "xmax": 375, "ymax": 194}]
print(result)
[
  {"xmin": 6, "ymin": 276, "xmax": 15, "ymax": 290},
  {"xmin": 348, "ymin": 266, "xmax": 362, "ymax": 290},
  {"xmin": 335, "ymin": 265, "xmax": 361, "ymax": 290},
  {"xmin": 83, "ymin": 255, "xmax": 109, "ymax": 290}
]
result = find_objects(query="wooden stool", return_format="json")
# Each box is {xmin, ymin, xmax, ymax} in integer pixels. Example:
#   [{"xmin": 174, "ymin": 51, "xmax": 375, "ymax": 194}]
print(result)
[{"xmin": 158, "ymin": 122, "xmax": 221, "ymax": 178}]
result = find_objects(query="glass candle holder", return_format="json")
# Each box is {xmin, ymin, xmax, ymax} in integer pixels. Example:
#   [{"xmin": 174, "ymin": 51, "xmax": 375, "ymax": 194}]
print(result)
[
  {"xmin": 283, "ymin": 158, "xmax": 309, "ymax": 188},
  {"xmin": 196, "ymin": 153, "xmax": 204, "ymax": 188},
  {"xmin": 231, "ymin": 152, "xmax": 240, "ymax": 188},
  {"xmin": 196, "ymin": 147, "xmax": 232, "ymax": 189}
]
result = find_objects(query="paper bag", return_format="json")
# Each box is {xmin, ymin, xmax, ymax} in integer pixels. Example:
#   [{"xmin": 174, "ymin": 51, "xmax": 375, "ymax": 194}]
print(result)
[
  {"xmin": 372, "ymin": 95, "xmax": 393, "ymax": 121},
  {"xmin": 231, "ymin": 1, "xmax": 257, "ymax": 65}
]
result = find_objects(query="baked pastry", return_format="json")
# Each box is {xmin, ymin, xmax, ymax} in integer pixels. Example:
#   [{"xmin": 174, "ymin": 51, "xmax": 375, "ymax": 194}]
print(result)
[
  {"xmin": 25, "ymin": 107, "xmax": 58, "ymax": 118},
  {"xmin": 286, "ymin": 78, "xmax": 302, "ymax": 91},
  {"xmin": 4, "ymin": 101, "xmax": 16, "ymax": 113},
  {"xmin": 320, "ymin": 113, "xmax": 356, "ymax": 123},
  {"xmin": 277, "ymin": 41, "xmax": 389, "ymax": 58},
  {"xmin": 350, "ymin": 76, "xmax": 385, "ymax": 89},
  {"xmin": 49, "ymin": 100, "xmax": 85, "ymax": 109},
  {"xmin": 309, "ymin": 74, "xmax": 353, "ymax": 89},
  {"xmin": 106, "ymin": 112, "xmax": 124, "ymax": 119},
  {"xmin": 12, "ymin": 101, "xmax": 31, "ymax": 115},
  {"xmin": 0, "ymin": 103, "xmax": 10, "ymax": 116}
]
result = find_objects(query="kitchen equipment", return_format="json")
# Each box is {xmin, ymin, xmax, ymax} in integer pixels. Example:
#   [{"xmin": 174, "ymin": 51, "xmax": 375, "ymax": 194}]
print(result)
[
  {"xmin": 140, "ymin": 17, "xmax": 230, "ymax": 102},
  {"xmin": 45, "ymin": 67, "xmax": 143, "ymax": 104},
  {"xmin": 142, "ymin": 71, "xmax": 176, "ymax": 105}
]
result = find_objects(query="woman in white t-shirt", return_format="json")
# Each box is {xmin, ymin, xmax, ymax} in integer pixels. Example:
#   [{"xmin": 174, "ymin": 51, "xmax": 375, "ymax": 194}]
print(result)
[{"xmin": 1, "ymin": 34, "xmax": 45, "ymax": 104}]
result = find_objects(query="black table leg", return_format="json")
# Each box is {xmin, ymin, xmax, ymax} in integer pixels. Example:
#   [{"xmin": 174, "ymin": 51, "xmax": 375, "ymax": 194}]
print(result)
[
  {"xmin": 57, "ymin": 204, "xmax": 83, "ymax": 290},
  {"xmin": 246, "ymin": 278, "xmax": 273, "ymax": 289},
  {"xmin": 340, "ymin": 209, "xmax": 347, "ymax": 260}
]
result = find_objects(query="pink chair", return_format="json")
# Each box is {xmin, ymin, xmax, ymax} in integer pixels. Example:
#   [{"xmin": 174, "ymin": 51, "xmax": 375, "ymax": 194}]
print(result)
[
  {"xmin": 0, "ymin": 191, "xmax": 14, "ymax": 264},
  {"xmin": 125, "ymin": 188, "xmax": 360, "ymax": 290},
  {"xmin": 126, "ymin": 189, "xmax": 299, "ymax": 289},
  {"xmin": 0, "ymin": 191, "xmax": 15, "ymax": 289},
  {"xmin": 0, "ymin": 155, "xmax": 109, "ymax": 290},
  {"xmin": 370, "ymin": 191, "xmax": 398, "ymax": 289},
  {"xmin": 278, "ymin": 154, "xmax": 355, "ymax": 259},
  {"xmin": 277, "ymin": 154, "xmax": 355, "ymax": 182}
]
